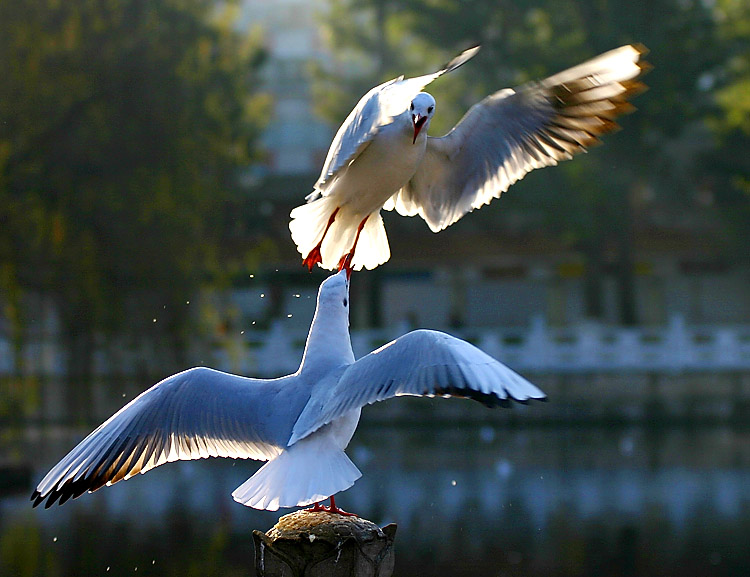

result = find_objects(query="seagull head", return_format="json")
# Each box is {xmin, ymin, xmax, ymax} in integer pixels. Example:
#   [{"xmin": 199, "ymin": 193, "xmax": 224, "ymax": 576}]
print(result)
[
  {"xmin": 410, "ymin": 92, "xmax": 436, "ymax": 144},
  {"xmin": 317, "ymin": 269, "xmax": 350, "ymax": 316}
]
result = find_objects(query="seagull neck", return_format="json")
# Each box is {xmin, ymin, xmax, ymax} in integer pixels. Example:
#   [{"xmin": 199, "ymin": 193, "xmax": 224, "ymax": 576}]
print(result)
[{"xmin": 299, "ymin": 307, "xmax": 355, "ymax": 371}]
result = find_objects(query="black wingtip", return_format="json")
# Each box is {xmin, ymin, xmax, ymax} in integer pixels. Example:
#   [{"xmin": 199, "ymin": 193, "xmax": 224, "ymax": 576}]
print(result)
[
  {"xmin": 433, "ymin": 385, "xmax": 546, "ymax": 409},
  {"xmin": 30, "ymin": 490, "xmax": 57, "ymax": 509}
]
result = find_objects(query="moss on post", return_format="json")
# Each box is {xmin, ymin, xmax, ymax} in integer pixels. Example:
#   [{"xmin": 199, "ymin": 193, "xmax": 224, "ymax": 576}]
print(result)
[{"xmin": 253, "ymin": 510, "xmax": 397, "ymax": 577}]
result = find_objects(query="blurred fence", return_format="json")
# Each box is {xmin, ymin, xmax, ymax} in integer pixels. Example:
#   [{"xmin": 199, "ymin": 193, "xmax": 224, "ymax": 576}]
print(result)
[{"xmin": 2, "ymin": 314, "xmax": 749, "ymax": 379}]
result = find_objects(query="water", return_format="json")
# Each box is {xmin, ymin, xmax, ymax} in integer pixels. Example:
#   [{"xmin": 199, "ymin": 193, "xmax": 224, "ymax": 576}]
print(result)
[{"xmin": 1, "ymin": 416, "xmax": 749, "ymax": 576}]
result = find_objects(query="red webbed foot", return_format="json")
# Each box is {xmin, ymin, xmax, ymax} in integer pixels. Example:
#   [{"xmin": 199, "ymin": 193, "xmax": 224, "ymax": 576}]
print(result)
[
  {"xmin": 305, "ymin": 496, "xmax": 358, "ymax": 517},
  {"xmin": 302, "ymin": 246, "xmax": 322, "ymax": 271},
  {"xmin": 337, "ymin": 252, "xmax": 354, "ymax": 278}
]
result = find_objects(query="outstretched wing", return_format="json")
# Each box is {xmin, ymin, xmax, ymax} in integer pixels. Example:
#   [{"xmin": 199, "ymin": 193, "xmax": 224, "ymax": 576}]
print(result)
[
  {"xmin": 386, "ymin": 44, "xmax": 649, "ymax": 231},
  {"xmin": 32, "ymin": 367, "xmax": 308, "ymax": 508},
  {"xmin": 289, "ymin": 329, "xmax": 545, "ymax": 444},
  {"xmin": 313, "ymin": 46, "xmax": 480, "ymax": 194}
]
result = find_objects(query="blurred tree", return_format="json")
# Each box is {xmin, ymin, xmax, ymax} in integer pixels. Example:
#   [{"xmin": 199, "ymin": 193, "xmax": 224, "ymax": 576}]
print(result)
[
  {"xmin": 0, "ymin": 0, "xmax": 268, "ymax": 416},
  {"xmin": 314, "ymin": 0, "xmax": 725, "ymax": 324},
  {"xmin": 706, "ymin": 0, "xmax": 750, "ymax": 263}
]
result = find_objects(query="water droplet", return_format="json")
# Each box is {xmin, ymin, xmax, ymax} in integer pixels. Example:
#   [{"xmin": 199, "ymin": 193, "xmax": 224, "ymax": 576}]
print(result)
[
  {"xmin": 260, "ymin": 293, "xmax": 265, "ymax": 298},
  {"xmin": 186, "ymin": 300, "xmax": 190, "ymax": 305},
  {"xmin": 240, "ymin": 331, "xmax": 245, "ymax": 335},
  {"xmin": 451, "ymin": 480, "xmax": 457, "ymax": 486},
  {"xmin": 152, "ymin": 318, "xmax": 157, "ymax": 323},
  {"xmin": 106, "ymin": 567, "xmax": 110, "ymax": 572},
  {"xmin": 52, "ymin": 536, "xmax": 57, "ymax": 542},
  {"xmin": 287, "ymin": 314, "xmax": 292, "ymax": 318},
  {"xmin": 249, "ymin": 274, "xmax": 254, "ymax": 278}
]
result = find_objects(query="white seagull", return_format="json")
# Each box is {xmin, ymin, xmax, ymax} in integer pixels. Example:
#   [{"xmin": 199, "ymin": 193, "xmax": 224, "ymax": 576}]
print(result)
[
  {"xmin": 290, "ymin": 44, "xmax": 649, "ymax": 272},
  {"xmin": 32, "ymin": 270, "xmax": 545, "ymax": 513}
]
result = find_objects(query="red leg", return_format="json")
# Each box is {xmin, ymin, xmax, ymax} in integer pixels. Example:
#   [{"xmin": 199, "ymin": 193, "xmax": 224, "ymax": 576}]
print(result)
[
  {"xmin": 337, "ymin": 216, "xmax": 369, "ymax": 277},
  {"xmin": 302, "ymin": 208, "xmax": 340, "ymax": 271},
  {"xmin": 327, "ymin": 495, "xmax": 358, "ymax": 517}
]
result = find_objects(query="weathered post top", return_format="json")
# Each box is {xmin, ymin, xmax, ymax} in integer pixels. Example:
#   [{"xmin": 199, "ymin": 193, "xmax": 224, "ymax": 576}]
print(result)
[{"xmin": 253, "ymin": 510, "xmax": 397, "ymax": 577}]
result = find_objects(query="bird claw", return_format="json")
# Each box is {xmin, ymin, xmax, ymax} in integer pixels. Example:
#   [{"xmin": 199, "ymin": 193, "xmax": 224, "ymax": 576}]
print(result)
[
  {"xmin": 302, "ymin": 246, "xmax": 323, "ymax": 271},
  {"xmin": 337, "ymin": 253, "xmax": 354, "ymax": 279},
  {"xmin": 306, "ymin": 501, "xmax": 328, "ymax": 513},
  {"xmin": 306, "ymin": 496, "xmax": 358, "ymax": 517}
]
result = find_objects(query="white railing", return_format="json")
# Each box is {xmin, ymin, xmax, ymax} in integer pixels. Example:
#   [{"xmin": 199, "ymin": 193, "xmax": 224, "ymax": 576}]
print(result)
[
  {"xmin": 2, "ymin": 314, "xmax": 750, "ymax": 378},
  {"xmin": 213, "ymin": 314, "xmax": 750, "ymax": 377}
]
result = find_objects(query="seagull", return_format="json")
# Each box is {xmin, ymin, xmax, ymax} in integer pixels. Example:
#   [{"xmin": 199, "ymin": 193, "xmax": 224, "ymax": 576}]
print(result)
[
  {"xmin": 290, "ymin": 44, "xmax": 649, "ymax": 272},
  {"xmin": 31, "ymin": 270, "xmax": 545, "ymax": 513}
]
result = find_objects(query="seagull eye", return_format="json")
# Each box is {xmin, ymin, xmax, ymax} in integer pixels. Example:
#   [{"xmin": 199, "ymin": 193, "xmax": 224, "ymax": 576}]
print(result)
[{"xmin": 428, "ymin": 106, "xmax": 434, "ymax": 113}]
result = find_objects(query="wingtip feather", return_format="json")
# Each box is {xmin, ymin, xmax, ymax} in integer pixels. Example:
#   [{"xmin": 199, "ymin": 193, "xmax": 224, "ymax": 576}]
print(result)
[
  {"xmin": 631, "ymin": 43, "xmax": 650, "ymax": 57},
  {"xmin": 442, "ymin": 45, "xmax": 481, "ymax": 75}
]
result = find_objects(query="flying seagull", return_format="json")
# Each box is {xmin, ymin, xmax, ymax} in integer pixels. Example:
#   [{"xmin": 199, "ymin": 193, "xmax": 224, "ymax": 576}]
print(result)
[
  {"xmin": 32, "ymin": 270, "xmax": 545, "ymax": 513},
  {"xmin": 290, "ymin": 44, "xmax": 649, "ymax": 272}
]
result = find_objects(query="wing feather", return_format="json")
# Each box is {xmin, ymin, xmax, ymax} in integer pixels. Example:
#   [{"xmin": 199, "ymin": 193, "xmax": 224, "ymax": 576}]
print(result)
[
  {"xmin": 388, "ymin": 44, "xmax": 649, "ymax": 232},
  {"xmin": 313, "ymin": 46, "xmax": 480, "ymax": 193},
  {"xmin": 289, "ymin": 330, "xmax": 545, "ymax": 444},
  {"xmin": 32, "ymin": 367, "xmax": 307, "ymax": 508}
]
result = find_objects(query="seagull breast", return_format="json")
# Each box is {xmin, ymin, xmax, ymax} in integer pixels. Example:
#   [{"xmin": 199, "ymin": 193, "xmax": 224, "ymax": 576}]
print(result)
[{"xmin": 330, "ymin": 114, "xmax": 427, "ymax": 217}]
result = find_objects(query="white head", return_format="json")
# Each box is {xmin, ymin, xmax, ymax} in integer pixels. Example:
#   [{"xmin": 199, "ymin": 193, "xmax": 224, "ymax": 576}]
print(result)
[
  {"xmin": 300, "ymin": 269, "xmax": 354, "ymax": 370},
  {"xmin": 316, "ymin": 269, "xmax": 350, "ymax": 316},
  {"xmin": 409, "ymin": 92, "xmax": 436, "ymax": 144}
]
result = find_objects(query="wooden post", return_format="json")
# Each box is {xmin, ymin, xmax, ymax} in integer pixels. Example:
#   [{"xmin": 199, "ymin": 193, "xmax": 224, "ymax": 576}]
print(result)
[{"xmin": 253, "ymin": 510, "xmax": 397, "ymax": 577}]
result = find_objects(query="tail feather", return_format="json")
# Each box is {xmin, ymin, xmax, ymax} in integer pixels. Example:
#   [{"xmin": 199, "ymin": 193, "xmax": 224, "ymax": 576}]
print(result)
[
  {"xmin": 289, "ymin": 196, "xmax": 337, "ymax": 264},
  {"xmin": 232, "ymin": 438, "xmax": 361, "ymax": 511},
  {"xmin": 320, "ymin": 214, "xmax": 357, "ymax": 270},
  {"xmin": 290, "ymin": 198, "xmax": 392, "ymax": 271},
  {"xmin": 351, "ymin": 212, "xmax": 390, "ymax": 270}
]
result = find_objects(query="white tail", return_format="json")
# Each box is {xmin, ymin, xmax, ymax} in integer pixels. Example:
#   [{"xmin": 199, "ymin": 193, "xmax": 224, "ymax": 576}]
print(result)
[
  {"xmin": 232, "ymin": 435, "xmax": 361, "ymax": 511},
  {"xmin": 289, "ymin": 197, "xmax": 391, "ymax": 271}
]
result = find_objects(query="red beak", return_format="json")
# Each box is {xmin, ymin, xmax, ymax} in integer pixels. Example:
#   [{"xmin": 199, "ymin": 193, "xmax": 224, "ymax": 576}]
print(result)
[{"xmin": 412, "ymin": 115, "xmax": 427, "ymax": 144}]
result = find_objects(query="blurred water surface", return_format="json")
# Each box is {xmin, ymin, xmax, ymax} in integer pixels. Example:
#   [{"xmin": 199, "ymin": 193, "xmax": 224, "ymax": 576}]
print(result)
[{"xmin": 1, "ymin": 415, "xmax": 749, "ymax": 577}]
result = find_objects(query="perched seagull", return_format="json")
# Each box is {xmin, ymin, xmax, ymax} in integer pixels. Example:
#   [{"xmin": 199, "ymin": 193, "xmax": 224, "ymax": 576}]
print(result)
[
  {"xmin": 32, "ymin": 270, "xmax": 545, "ymax": 513},
  {"xmin": 290, "ymin": 44, "xmax": 649, "ymax": 272}
]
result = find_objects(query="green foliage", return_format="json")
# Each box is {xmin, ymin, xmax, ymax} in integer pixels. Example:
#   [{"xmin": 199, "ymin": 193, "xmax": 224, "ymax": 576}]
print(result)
[
  {"xmin": 0, "ymin": 1, "xmax": 268, "ymax": 361},
  {"xmin": 0, "ymin": 520, "xmax": 45, "ymax": 577},
  {"xmin": 707, "ymin": 0, "xmax": 750, "ymax": 259}
]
